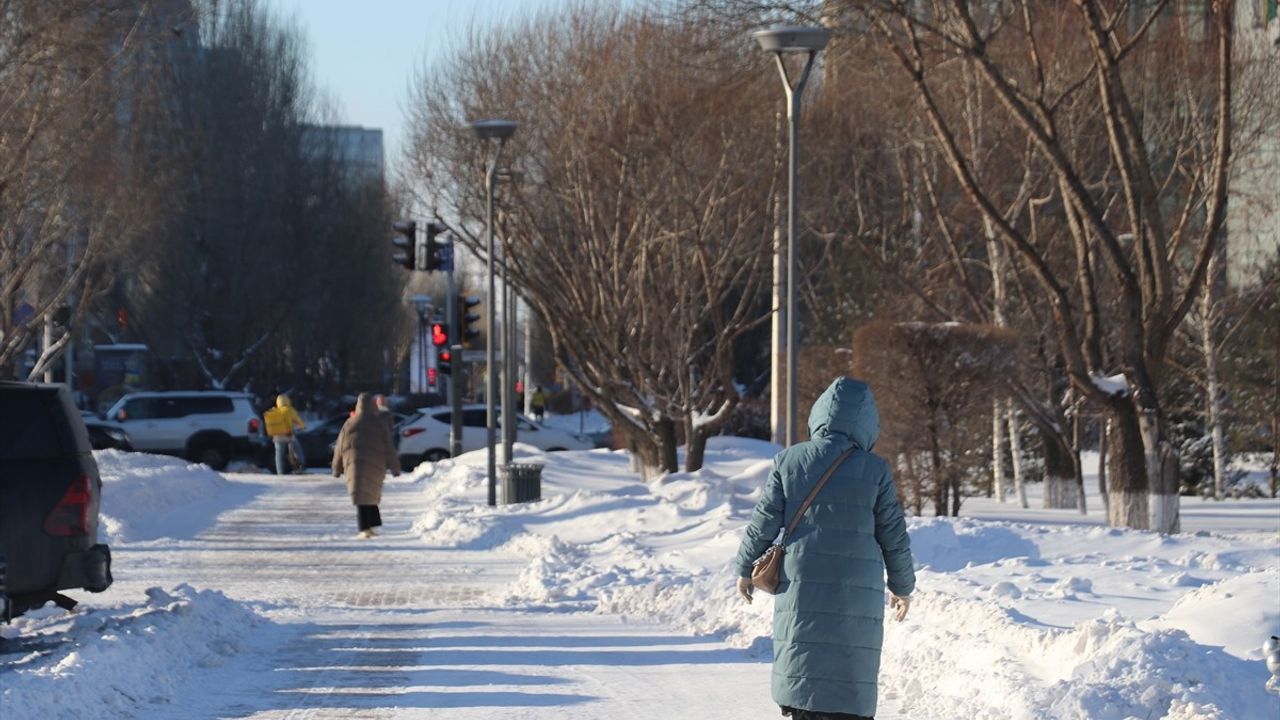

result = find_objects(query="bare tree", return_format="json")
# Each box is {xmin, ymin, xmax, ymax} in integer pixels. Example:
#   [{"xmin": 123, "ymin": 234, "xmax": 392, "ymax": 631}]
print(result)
[
  {"xmin": 126, "ymin": 0, "xmax": 407, "ymax": 397},
  {"xmin": 405, "ymin": 6, "xmax": 778, "ymax": 477},
  {"xmin": 0, "ymin": 0, "xmax": 178, "ymax": 378},
  {"xmin": 853, "ymin": 321, "xmax": 1017, "ymax": 516},
  {"xmin": 841, "ymin": 1, "xmax": 1240, "ymax": 532}
]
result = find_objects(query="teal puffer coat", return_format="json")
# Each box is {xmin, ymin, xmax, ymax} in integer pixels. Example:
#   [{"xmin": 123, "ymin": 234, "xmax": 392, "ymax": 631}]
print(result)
[{"xmin": 734, "ymin": 377, "xmax": 915, "ymax": 718}]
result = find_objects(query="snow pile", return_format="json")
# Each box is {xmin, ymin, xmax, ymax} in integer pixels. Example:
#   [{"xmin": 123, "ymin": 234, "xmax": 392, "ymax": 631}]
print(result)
[
  {"xmin": 0, "ymin": 585, "xmax": 267, "ymax": 720},
  {"xmin": 95, "ymin": 450, "xmax": 262, "ymax": 542},
  {"xmin": 413, "ymin": 436, "xmax": 1280, "ymax": 719}
]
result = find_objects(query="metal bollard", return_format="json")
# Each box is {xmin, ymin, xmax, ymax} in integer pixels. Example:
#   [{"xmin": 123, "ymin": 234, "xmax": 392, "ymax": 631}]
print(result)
[{"xmin": 1265, "ymin": 636, "xmax": 1280, "ymax": 695}]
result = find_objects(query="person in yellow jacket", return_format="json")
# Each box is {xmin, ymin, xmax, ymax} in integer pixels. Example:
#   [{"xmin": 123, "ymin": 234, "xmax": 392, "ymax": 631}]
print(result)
[{"xmin": 264, "ymin": 394, "xmax": 306, "ymax": 475}]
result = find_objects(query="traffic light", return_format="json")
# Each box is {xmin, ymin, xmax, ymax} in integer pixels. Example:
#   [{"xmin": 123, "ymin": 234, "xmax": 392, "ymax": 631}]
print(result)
[
  {"xmin": 457, "ymin": 295, "xmax": 482, "ymax": 347},
  {"xmin": 438, "ymin": 349, "xmax": 452, "ymax": 375},
  {"xmin": 423, "ymin": 222, "xmax": 448, "ymax": 272},
  {"xmin": 391, "ymin": 220, "xmax": 416, "ymax": 270},
  {"xmin": 430, "ymin": 321, "xmax": 449, "ymax": 347}
]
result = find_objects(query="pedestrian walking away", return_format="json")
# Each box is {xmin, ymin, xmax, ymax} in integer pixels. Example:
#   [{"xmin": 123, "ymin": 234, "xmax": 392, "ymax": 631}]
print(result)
[
  {"xmin": 263, "ymin": 394, "xmax": 306, "ymax": 475},
  {"xmin": 332, "ymin": 392, "xmax": 401, "ymax": 539},
  {"xmin": 531, "ymin": 385, "xmax": 546, "ymax": 422},
  {"xmin": 733, "ymin": 377, "xmax": 916, "ymax": 720}
]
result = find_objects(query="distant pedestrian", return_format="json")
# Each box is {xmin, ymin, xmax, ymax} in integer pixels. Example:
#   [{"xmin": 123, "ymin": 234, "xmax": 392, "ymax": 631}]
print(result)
[
  {"xmin": 531, "ymin": 386, "xmax": 546, "ymax": 422},
  {"xmin": 263, "ymin": 394, "xmax": 306, "ymax": 475},
  {"xmin": 734, "ymin": 377, "xmax": 915, "ymax": 720},
  {"xmin": 332, "ymin": 393, "xmax": 400, "ymax": 539}
]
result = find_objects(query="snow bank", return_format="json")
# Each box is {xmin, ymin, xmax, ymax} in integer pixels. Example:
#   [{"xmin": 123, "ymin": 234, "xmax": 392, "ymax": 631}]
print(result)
[
  {"xmin": 0, "ymin": 585, "xmax": 269, "ymax": 720},
  {"xmin": 412, "ymin": 436, "xmax": 1280, "ymax": 719},
  {"xmin": 95, "ymin": 451, "xmax": 263, "ymax": 542}
]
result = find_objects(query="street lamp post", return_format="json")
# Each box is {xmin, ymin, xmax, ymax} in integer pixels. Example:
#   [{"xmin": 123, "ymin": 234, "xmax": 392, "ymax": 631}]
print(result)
[
  {"xmin": 468, "ymin": 118, "xmax": 517, "ymax": 507},
  {"xmin": 754, "ymin": 25, "xmax": 829, "ymax": 447},
  {"xmin": 493, "ymin": 168, "xmax": 523, "ymax": 465}
]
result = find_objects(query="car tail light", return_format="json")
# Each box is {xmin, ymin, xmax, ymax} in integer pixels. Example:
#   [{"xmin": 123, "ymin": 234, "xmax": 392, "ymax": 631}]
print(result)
[
  {"xmin": 44, "ymin": 474, "xmax": 91, "ymax": 537},
  {"xmin": 248, "ymin": 417, "xmax": 261, "ymax": 434},
  {"xmin": 401, "ymin": 427, "xmax": 425, "ymax": 438}
]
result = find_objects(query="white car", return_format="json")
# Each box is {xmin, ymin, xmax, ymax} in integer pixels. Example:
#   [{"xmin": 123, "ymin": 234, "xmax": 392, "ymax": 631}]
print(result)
[
  {"xmin": 396, "ymin": 404, "xmax": 593, "ymax": 468},
  {"xmin": 101, "ymin": 391, "xmax": 267, "ymax": 470}
]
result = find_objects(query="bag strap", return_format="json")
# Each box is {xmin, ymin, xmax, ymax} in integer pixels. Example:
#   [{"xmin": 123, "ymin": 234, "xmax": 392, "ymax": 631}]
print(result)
[{"xmin": 781, "ymin": 446, "xmax": 858, "ymax": 543}]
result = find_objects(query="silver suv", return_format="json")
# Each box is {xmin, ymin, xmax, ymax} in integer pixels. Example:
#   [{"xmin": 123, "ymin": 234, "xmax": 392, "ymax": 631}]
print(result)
[{"xmin": 101, "ymin": 391, "xmax": 266, "ymax": 470}]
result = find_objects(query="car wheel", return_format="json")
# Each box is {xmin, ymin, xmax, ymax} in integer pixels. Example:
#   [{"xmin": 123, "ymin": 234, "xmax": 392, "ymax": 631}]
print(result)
[
  {"xmin": 194, "ymin": 443, "xmax": 230, "ymax": 470},
  {"xmin": 424, "ymin": 449, "xmax": 450, "ymax": 463}
]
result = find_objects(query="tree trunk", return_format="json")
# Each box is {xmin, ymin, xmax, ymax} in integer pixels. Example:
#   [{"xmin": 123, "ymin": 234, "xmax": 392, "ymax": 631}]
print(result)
[
  {"xmin": 685, "ymin": 419, "xmax": 708, "ymax": 473},
  {"xmin": 1097, "ymin": 419, "xmax": 1110, "ymax": 514},
  {"xmin": 656, "ymin": 416, "xmax": 679, "ymax": 476},
  {"xmin": 1106, "ymin": 402, "xmax": 1150, "ymax": 530},
  {"xmin": 1071, "ymin": 403, "xmax": 1087, "ymax": 515},
  {"xmin": 1201, "ymin": 255, "xmax": 1227, "ymax": 500},
  {"xmin": 1271, "ymin": 412, "xmax": 1279, "ymax": 499},
  {"xmin": 1272, "ymin": 337, "xmax": 1279, "ymax": 498},
  {"xmin": 626, "ymin": 427, "xmax": 669, "ymax": 482},
  {"xmin": 1007, "ymin": 401, "xmax": 1028, "ymax": 508},
  {"xmin": 991, "ymin": 399, "xmax": 1006, "ymax": 501},
  {"xmin": 950, "ymin": 471, "xmax": 962, "ymax": 517},
  {"xmin": 1137, "ymin": 406, "xmax": 1181, "ymax": 534},
  {"xmin": 930, "ymin": 422, "xmax": 946, "ymax": 517},
  {"xmin": 1042, "ymin": 426, "xmax": 1079, "ymax": 510}
]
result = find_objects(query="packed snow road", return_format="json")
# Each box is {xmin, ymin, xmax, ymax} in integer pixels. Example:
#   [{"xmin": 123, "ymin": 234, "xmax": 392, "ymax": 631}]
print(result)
[{"xmin": 78, "ymin": 469, "xmax": 818, "ymax": 719}]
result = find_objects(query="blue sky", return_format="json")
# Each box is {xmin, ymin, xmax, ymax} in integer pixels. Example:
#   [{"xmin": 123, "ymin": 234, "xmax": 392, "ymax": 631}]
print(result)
[{"xmin": 266, "ymin": 0, "xmax": 571, "ymax": 171}]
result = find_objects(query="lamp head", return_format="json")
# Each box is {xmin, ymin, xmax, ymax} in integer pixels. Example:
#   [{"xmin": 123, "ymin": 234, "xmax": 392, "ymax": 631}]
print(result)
[
  {"xmin": 468, "ymin": 119, "xmax": 518, "ymax": 141},
  {"xmin": 753, "ymin": 25, "xmax": 831, "ymax": 54}
]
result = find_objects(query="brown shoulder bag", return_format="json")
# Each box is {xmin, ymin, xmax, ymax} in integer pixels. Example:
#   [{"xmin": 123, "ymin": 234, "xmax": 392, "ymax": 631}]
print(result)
[{"xmin": 750, "ymin": 446, "xmax": 857, "ymax": 595}]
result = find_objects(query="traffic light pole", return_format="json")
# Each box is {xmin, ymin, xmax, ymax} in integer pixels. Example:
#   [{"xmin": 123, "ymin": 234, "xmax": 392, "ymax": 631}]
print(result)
[{"xmin": 446, "ymin": 271, "xmax": 462, "ymax": 458}]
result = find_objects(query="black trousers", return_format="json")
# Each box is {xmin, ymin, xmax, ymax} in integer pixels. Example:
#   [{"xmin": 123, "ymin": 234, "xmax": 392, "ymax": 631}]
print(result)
[
  {"xmin": 357, "ymin": 504, "xmax": 381, "ymax": 530},
  {"xmin": 782, "ymin": 708, "xmax": 872, "ymax": 720}
]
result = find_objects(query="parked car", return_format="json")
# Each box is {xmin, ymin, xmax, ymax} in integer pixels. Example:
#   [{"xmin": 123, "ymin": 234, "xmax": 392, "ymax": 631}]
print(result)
[
  {"xmin": 82, "ymin": 417, "xmax": 133, "ymax": 451},
  {"xmin": 101, "ymin": 391, "xmax": 266, "ymax": 470},
  {"xmin": 0, "ymin": 382, "xmax": 113, "ymax": 617},
  {"xmin": 395, "ymin": 404, "xmax": 594, "ymax": 470}
]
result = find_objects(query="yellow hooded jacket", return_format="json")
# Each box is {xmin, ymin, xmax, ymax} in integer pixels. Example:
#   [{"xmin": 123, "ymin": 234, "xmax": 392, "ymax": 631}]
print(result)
[{"xmin": 263, "ymin": 395, "xmax": 305, "ymax": 438}]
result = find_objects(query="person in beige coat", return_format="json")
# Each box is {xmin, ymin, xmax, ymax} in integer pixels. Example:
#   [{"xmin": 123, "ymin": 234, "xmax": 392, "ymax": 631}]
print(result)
[{"xmin": 332, "ymin": 393, "xmax": 400, "ymax": 538}]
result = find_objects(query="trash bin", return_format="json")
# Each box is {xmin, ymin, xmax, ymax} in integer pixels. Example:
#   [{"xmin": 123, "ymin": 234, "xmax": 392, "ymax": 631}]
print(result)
[{"xmin": 500, "ymin": 462, "xmax": 543, "ymax": 504}]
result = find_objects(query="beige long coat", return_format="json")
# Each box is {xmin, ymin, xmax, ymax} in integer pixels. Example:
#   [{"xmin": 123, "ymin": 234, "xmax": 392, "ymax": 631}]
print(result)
[{"xmin": 332, "ymin": 393, "xmax": 399, "ymax": 505}]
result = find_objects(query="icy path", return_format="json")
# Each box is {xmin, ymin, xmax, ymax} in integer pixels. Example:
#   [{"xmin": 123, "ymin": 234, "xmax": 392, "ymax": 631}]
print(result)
[{"xmin": 96, "ymin": 471, "xmax": 896, "ymax": 719}]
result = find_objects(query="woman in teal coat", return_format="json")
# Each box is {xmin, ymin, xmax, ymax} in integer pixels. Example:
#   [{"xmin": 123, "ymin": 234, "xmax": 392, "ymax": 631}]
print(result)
[{"xmin": 734, "ymin": 377, "xmax": 916, "ymax": 720}]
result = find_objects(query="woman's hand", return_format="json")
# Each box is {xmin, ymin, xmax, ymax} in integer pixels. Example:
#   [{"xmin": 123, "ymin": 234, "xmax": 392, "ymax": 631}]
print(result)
[
  {"xmin": 737, "ymin": 577, "xmax": 753, "ymax": 604},
  {"xmin": 890, "ymin": 593, "xmax": 911, "ymax": 622}
]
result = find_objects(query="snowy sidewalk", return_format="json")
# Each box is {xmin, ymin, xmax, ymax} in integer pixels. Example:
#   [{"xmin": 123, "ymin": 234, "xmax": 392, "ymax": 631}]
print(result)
[{"xmin": 93, "ymin": 471, "xmax": 843, "ymax": 719}]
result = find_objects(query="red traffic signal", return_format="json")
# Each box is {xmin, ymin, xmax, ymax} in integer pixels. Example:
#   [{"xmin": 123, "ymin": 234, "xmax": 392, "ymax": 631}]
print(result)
[
  {"xmin": 438, "ymin": 349, "xmax": 452, "ymax": 375},
  {"xmin": 430, "ymin": 322, "xmax": 449, "ymax": 347}
]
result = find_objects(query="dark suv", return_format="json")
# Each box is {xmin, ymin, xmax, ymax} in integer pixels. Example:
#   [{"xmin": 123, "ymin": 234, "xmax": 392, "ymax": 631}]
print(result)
[{"xmin": 0, "ymin": 382, "xmax": 113, "ymax": 617}]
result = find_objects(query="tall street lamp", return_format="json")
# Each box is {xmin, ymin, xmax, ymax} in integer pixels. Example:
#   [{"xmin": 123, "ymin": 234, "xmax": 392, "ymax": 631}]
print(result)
[
  {"xmin": 754, "ymin": 25, "xmax": 829, "ymax": 447},
  {"xmin": 468, "ymin": 118, "xmax": 517, "ymax": 506}
]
